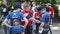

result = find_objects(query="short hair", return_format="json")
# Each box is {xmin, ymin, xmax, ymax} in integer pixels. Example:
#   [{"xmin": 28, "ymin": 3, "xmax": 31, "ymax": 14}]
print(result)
[
  {"xmin": 24, "ymin": 3, "xmax": 31, "ymax": 9},
  {"xmin": 14, "ymin": 2, "xmax": 21, "ymax": 10}
]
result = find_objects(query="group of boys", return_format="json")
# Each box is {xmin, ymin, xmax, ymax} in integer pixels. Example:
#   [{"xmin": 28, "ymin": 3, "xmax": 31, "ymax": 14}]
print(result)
[{"xmin": 2, "ymin": 2, "xmax": 51, "ymax": 34}]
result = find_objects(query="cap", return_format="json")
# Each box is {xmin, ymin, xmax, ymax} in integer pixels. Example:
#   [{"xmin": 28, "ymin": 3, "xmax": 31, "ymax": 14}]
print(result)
[
  {"xmin": 37, "ymin": 6, "xmax": 45, "ymax": 12},
  {"xmin": 14, "ymin": 2, "xmax": 22, "ymax": 9}
]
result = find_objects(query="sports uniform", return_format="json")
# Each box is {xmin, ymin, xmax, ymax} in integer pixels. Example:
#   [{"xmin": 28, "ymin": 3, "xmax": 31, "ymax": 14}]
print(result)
[
  {"xmin": 34, "ymin": 12, "xmax": 42, "ymax": 33},
  {"xmin": 3, "ymin": 2, "xmax": 28, "ymax": 34},
  {"xmin": 5, "ymin": 11, "xmax": 24, "ymax": 34},
  {"xmin": 37, "ymin": 6, "xmax": 50, "ymax": 34},
  {"xmin": 22, "ymin": 10, "xmax": 33, "ymax": 34}
]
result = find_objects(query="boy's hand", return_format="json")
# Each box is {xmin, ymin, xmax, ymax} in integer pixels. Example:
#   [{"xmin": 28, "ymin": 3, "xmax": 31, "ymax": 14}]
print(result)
[
  {"xmin": 35, "ymin": 20, "xmax": 40, "ymax": 23},
  {"xmin": 40, "ymin": 23, "xmax": 44, "ymax": 27}
]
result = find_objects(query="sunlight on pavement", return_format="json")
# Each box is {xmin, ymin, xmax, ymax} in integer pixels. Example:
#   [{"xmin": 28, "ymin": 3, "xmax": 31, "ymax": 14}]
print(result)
[{"xmin": 51, "ymin": 26, "xmax": 60, "ymax": 30}]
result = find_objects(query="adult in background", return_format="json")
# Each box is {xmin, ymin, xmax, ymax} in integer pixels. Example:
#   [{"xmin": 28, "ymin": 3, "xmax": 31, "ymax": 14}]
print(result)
[
  {"xmin": 46, "ymin": 3, "xmax": 54, "ymax": 25},
  {"xmin": 3, "ymin": 0, "xmax": 11, "ymax": 34},
  {"xmin": 32, "ymin": 2, "xmax": 37, "ymax": 12},
  {"xmin": 21, "ymin": 1, "xmax": 27, "ymax": 10}
]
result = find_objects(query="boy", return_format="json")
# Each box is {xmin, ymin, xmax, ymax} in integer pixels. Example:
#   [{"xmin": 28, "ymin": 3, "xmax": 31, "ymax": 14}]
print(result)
[
  {"xmin": 22, "ymin": 3, "xmax": 33, "ymax": 34},
  {"xmin": 2, "ymin": 2, "xmax": 28, "ymax": 34},
  {"xmin": 34, "ymin": 11, "xmax": 42, "ymax": 34},
  {"xmin": 37, "ymin": 6, "xmax": 50, "ymax": 34}
]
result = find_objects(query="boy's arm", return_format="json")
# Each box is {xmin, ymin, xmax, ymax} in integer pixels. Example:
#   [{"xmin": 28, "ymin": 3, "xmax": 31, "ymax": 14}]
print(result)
[
  {"xmin": 40, "ymin": 15, "xmax": 45, "ymax": 27},
  {"xmin": 23, "ymin": 17, "xmax": 28, "ymax": 27},
  {"xmin": 2, "ymin": 19, "xmax": 12, "ymax": 28},
  {"xmin": 20, "ymin": 12, "xmax": 28, "ymax": 28},
  {"xmin": 2, "ymin": 13, "xmax": 12, "ymax": 28},
  {"xmin": 34, "ymin": 19, "xmax": 41, "ymax": 23}
]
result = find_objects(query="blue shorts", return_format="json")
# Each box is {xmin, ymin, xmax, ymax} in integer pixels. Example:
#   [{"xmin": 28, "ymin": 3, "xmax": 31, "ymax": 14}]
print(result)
[{"xmin": 12, "ymin": 25, "xmax": 24, "ymax": 33}]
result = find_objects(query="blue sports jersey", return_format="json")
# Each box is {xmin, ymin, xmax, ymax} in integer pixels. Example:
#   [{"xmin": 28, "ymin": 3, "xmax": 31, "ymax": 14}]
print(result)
[
  {"xmin": 5, "ymin": 11, "xmax": 24, "ymax": 26},
  {"xmin": 5, "ymin": 11, "xmax": 25, "ymax": 33},
  {"xmin": 42, "ymin": 12, "xmax": 50, "ymax": 24}
]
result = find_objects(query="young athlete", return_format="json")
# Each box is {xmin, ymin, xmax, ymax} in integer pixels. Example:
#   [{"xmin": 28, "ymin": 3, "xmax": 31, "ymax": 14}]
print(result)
[
  {"xmin": 37, "ymin": 6, "xmax": 50, "ymax": 34},
  {"xmin": 2, "ymin": 2, "xmax": 28, "ymax": 34},
  {"xmin": 22, "ymin": 3, "xmax": 33, "ymax": 34},
  {"xmin": 33, "ymin": 9, "xmax": 42, "ymax": 34}
]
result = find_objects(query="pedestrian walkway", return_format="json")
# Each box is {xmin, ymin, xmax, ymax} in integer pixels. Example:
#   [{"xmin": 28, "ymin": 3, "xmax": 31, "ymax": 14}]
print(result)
[
  {"xmin": 0, "ymin": 28, "xmax": 4, "ymax": 34},
  {"xmin": 0, "ymin": 23, "xmax": 60, "ymax": 34},
  {"xmin": 51, "ymin": 23, "xmax": 60, "ymax": 30}
]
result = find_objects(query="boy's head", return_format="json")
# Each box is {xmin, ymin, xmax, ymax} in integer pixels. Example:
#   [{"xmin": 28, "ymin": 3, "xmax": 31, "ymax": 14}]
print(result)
[
  {"xmin": 37, "ymin": 6, "xmax": 46, "ymax": 14},
  {"xmin": 24, "ymin": 3, "xmax": 31, "ymax": 10},
  {"xmin": 14, "ymin": 2, "xmax": 22, "ymax": 11}
]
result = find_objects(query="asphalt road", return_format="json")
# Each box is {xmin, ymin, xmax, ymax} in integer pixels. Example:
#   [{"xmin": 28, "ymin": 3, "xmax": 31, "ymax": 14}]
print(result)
[
  {"xmin": 0, "ymin": 23, "xmax": 60, "ymax": 34},
  {"xmin": 48, "ymin": 30, "xmax": 60, "ymax": 34},
  {"xmin": 0, "ymin": 28, "xmax": 60, "ymax": 34}
]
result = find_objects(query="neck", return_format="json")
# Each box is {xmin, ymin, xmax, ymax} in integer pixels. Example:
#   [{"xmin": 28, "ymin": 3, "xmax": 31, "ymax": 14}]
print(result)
[{"xmin": 14, "ymin": 10, "xmax": 20, "ymax": 12}]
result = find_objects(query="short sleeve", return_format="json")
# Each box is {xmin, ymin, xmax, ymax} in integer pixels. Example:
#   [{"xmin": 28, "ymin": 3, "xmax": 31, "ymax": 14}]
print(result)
[
  {"xmin": 20, "ymin": 12, "xmax": 24, "ymax": 19},
  {"xmin": 41, "ymin": 15, "xmax": 45, "ymax": 23},
  {"xmin": 29, "ymin": 10, "xmax": 33, "ymax": 17}
]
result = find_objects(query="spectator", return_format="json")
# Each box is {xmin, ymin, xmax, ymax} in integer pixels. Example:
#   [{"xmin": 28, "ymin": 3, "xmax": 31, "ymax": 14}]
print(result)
[
  {"xmin": 21, "ymin": 1, "xmax": 27, "ymax": 10},
  {"xmin": 32, "ymin": 2, "xmax": 37, "ymax": 12},
  {"xmin": 47, "ymin": 3, "xmax": 54, "ymax": 25},
  {"xmin": 0, "ymin": 6, "xmax": 3, "ymax": 24}
]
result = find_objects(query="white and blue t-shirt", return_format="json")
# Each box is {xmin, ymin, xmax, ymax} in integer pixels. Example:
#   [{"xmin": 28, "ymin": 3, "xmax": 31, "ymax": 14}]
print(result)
[{"xmin": 5, "ymin": 10, "xmax": 24, "ymax": 26}]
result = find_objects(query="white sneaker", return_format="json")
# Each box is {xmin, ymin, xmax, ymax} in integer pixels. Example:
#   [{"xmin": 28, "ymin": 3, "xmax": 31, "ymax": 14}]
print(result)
[{"xmin": 39, "ymin": 27, "xmax": 43, "ymax": 33}]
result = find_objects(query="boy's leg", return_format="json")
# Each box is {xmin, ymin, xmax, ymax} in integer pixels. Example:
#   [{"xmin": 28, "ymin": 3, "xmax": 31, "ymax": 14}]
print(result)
[
  {"xmin": 3, "ymin": 26, "xmax": 7, "ymax": 34},
  {"xmin": 25, "ymin": 26, "xmax": 32, "ymax": 34},
  {"xmin": 32, "ymin": 22, "xmax": 36, "ymax": 34},
  {"xmin": 36, "ymin": 23, "xmax": 41, "ymax": 34}
]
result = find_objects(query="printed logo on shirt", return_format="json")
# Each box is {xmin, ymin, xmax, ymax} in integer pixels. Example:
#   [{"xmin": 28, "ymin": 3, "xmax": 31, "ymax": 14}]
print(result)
[
  {"xmin": 12, "ymin": 13, "xmax": 18, "ymax": 18},
  {"xmin": 13, "ymin": 19, "xmax": 20, "ymax": 26}
]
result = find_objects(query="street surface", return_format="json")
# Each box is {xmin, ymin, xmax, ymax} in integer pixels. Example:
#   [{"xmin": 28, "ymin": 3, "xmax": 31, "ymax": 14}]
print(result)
[{"xmin": 0, "ymin": 23, "xmax": 60, "ymax": 34}]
